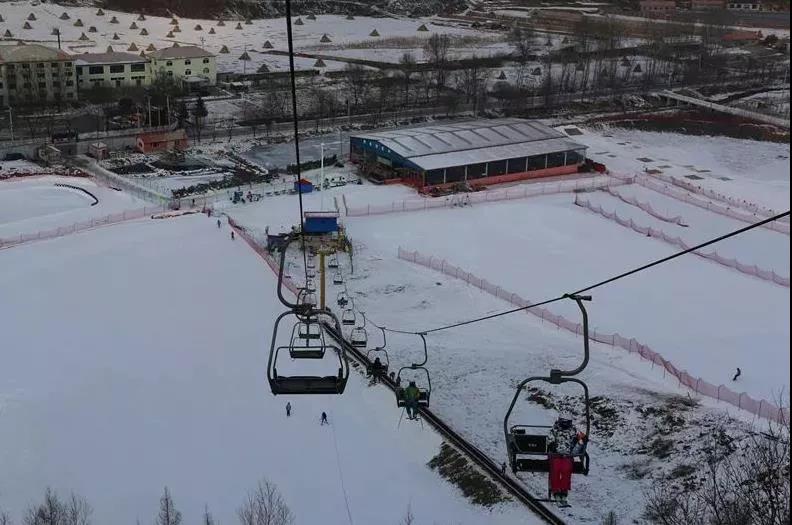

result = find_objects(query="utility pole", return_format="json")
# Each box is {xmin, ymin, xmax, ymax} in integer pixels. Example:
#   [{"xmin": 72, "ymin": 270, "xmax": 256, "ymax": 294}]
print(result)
[{"xmin": 7, "ymin": 107, "xmax": 15, "ymax": 142}]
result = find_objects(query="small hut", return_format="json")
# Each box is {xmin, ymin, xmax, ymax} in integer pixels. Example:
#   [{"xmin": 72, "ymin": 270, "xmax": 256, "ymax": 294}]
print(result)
[
  {"xmin": 60, "ymin": 12, "xmax": 70, "ymax": 20},
  {"xmin": 146, "ymin": 43, "xmax": 156, "ymax": 51},
  {"xmin": 128, "ymin": 42, "xmax": 139, "ymax": 51},
  {"xmin": 137, "ymin": 14, "xmax": 146, "ymax": 21},
  {"xmin": 235, "ymin": 22, "xmax": 243, "ymax": 29},
  {"xmin": 257, "ymin": 63, "xmax": 270, "ymax": 73},
  {"xmin": 74, "ymin": 19, "xmax": 84, "ymax": 27},
  {"xmin": 369, "ymin": 29, "xmax": 380, "ymax": 37},
  {"xmin": 140, "ymin": 50, "xmax": 146, "ymax": 57},
  {"xmin": 320, "ymin": 33, "xmax": 331, "ymax": 43},
  {"xmin": 0, "ymin": 14, "xmax": 4, "ymax": 22},
  {"xmin": 96, "ymin": 8, "xmax": 105, "ymax": 15},
  {"xmin": 112, "ymin": 32, "xmax": 120, "ymax": 40},
  {"xmin": 219, "ymin": 45, "xmax": 229, "ymax": 53},
  {"xmin": 166, "ymin": 31, "xmax": 174, "ymax": 38},
  {"xmin": 239, "ymin": 50, "xmax": 251, "ymax": 60},
  {"xmin": 208, "ymin": 27, "xmax": 216, "ymax": 34},
  {"xmin": 294, "ymin": 17, "xmax": 304, "ymax": 25},
  {"xmin": 110, "ymin": 16, "xmax": 119, "ymax": 24},
  {"xmin": 417, "ymin": 24, "xmax": 429, "ymax": 31},
  {"xmin": 633, "ymin": 63, "xmax": 643, "ymax": 73},
  {"xmin": 172, "ymin": 42, "xmax": 180, "ymax": 48},
  {"xmin": 172, "ymin": 25, "xmax": 181, "ymax": 32},
  {"xmin": 130, "ymin": 21, "xmax": 138, "ymax": 29},
  {"xmin": 139, "ymin": 27, "xmax": 148, "ymax": 35},
  {"xmin": 89, "ymin": 26, "xmax": 98, "ymax": 33},
  {"xmin": 78, "ymin": 32, "xmax": 89, "ymax": 41},
  {"xmin": 170, "ymin": 18, "xmax": 179, "ymax": 25},
  {"xmin": 23, "ymin": 21, "xmax": 32, "ymax": 30},
  {"xmin": 497, "ymin": 70, "xmax": 507, "ymax": 80},
  {"xmin": 106, "ymin": 45, "xmax": 114, "ymax": 52},
  {"xmin": 217, "ymin": 19, "xmax": 226, "ymax": 26},
  {"xmin": 194, "ymin": 24, "xmax": 203, "ymax": 30},
  {"xmin": 27, "ymin": 13, "xmax": 37, "ymax": 21},
  {"xmin": 313, "ymin": 58, "xmax": 326, "ymax": 67},
  {"xmin": 262, "ymin": 40, "xmax": 273, "ymax": 49},
  {"xmin": 3, "ymin": 29, "xmax": 13, "ymax": 38}
]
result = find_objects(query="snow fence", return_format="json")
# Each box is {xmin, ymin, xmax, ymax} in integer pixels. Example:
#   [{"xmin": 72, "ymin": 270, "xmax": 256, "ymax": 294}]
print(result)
[
  {"xmin": 227, "ymin": 217, "xmax": 301, "ymax": 298},
  {"xmin": 0, "ymin": 206, "xmax": 166, "ymax": 250},
  {"xmin": 575, "ymin": 196, "xmax": 790, "ymax": 288},
  {"xmin": 345, "ymin": 176, "xmax": 625, "ymax": 217},
  {"xmin": 604, "ymin": 187, "xmax": 688, "ymax": 226},
  {"xmin": 612, "ymin": 173, "xmax": 790, "ymax": 236},
  {"xmin": 397, "ymin": 247, "xmax": 790, "ymax": 425}
]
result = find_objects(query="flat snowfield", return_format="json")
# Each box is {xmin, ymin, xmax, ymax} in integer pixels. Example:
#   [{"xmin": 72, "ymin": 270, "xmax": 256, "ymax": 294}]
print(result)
[
  {"xmin": 0, "ymin": 214, "xmax": 530, "ymax": 524},
  {"xmin": 0, "ymin": 175, "xmax": 147, "ymax": 240}
]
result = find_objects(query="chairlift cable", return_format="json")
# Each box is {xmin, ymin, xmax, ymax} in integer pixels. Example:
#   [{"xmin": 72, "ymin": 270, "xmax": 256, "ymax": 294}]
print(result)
[{"xmin": 360, "ymin": 211, "xmax": 790, "ymax": 336}]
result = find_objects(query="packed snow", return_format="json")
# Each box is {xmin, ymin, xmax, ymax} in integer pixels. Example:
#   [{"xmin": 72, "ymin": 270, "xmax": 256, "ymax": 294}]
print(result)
[{"xmin": 0, "ymin": 213, "xmax": 532, "ymax": 524}]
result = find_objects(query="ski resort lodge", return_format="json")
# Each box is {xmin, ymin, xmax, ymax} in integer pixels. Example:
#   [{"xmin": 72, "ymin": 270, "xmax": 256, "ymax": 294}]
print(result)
[{"xmin": 349, "ymin": 119, "xmax": 588, "ymax": 191}]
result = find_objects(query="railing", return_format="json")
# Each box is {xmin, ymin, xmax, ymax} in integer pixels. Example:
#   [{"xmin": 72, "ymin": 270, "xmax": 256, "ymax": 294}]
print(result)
[
  {"xmin": 346, "ymin": 176, "xmax": 624, "ymax": 217},
  {"xmin": 575, "ymin": 196, "xmax": 789, "ymax": 287},
  {"xmin": 397, "ymin": 247, "xmax": 789, "ymax": 425}
]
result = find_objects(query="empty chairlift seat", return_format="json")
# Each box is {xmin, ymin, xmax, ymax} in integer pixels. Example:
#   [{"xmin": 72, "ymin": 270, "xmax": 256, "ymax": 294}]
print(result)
[{"xmin": 350, "ymin": 326, "xmax": 367, "ymax": 348}]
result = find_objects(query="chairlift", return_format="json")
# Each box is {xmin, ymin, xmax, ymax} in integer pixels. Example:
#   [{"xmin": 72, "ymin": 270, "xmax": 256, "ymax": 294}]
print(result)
[
  {"xmin": 341, "ymin": 307, "xmax": 356, "ymax": 326},
  {"xmin": 298, "ymin": 290, "xmax": 317, "ymax": 308},
  {"xmin": 328, "ymin": 255, "xmax": 339, "ymax": 269},
  {"xmin": 395, "ymin": 333, "xmax": 431, "ymax": 408},
  {"xmin": 337, "ymin": 290, "xmax": 348, "ymax": 308},
  {"xmin": 268, "ymin": 311, "xmax": 348, "ymax": 394},
  {"xmin": 305, "ymin": 278, "xmax": 316, "ymax": 293},
  {"xmin": 289, "ymin": 319, "xmax": 326, "ymax": 358},
  {"xmin": 366, "ymin": 324, "xmax": 389, "ymax": 376},
  {"xmin": 350, "ymin": 327, "xmax": 367, "ymax": 348},
  {"xmin": 307, "ymin": 256, "xmax": 316, "ymax": 270},
  {"xmin": 503, "ymin": 294, "xmax": 592, "ymax": 478},
  {"xmin": 307, "ymin": 267, "xmax": 316, "ymax": 278},
  {"xmin": 296, "ymin": 318, "xmax": 322, "ymax": 341},
  {"xmin": 333, "ymin": 271, "xmax": 344, "ymax": 285}
]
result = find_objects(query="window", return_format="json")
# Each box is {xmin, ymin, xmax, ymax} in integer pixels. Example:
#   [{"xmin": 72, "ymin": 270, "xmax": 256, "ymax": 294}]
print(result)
[
  {"xmin": 167, "ymin": 71, "xmax": 173, "ymax": 76},
  {"xmin": 203, "ymin": 58, "xmax": 210, "ymax": 63},
  {"xmin": 203, "ymin": 68, "xmax": 209, "ymax": 74},
  {"xmin": 65, "ymin": 62, "xmax": 73, "ymax": 68},
  {"xmin": 65, "ymin": 71, "xmax": 73, "ymax": 77},
  {"xmin": 53, "ymin": 82, "xmax": 61, "ymax": 88},
  {"xmin": 185, "ymin": 69, "xmax": 191, "ymax": 75},
  {"xmin": 184, "ymin": 59, "xmax": 191, "ymax": 65},
  {"xmin": 547, "ymin": 152, "xmax": 566, "ymax": 168},
  {"xmin": 109, "ymin": 64, "xmax": 125, "ymax": 73},
  {"xmin": 136, "ymin": 79, "xmax": 142, "ymax": 86},
  {"xmin": 527, "ymin": 155, "xmax": 545, "ymax": 171},
  {"xmin": 51, "ymin": 62, "xmax": 60, "ymax": 68},
  {"xmin": 67, "ymin": 92, "xmax": 74, "ymax": 98},
  {"xmin": 37, "ymin": 72, "xmax": 46, "ymax": 79},
  {"xmin": 66, "ymin": 80, "xmax": 74, "ymax": 86},
  {"xmin": 424, "ymin": 169, "xmax": 444, "ymax": 186},
  {"xmin": 88, "ymin": 65, "xmax": 104, "ymax": 75},
  {"xmin": 466, "ymin": 163, "xmax": 486, "ymax": 179},
  {"xmin": 22, "ymin": 63, "xmax": 30, "ymax": 69},
  {"xmin": 131, "ymin": 63, "xmax": 145, "ymax": 72},
  {"xmin": 445, "ymin": 165, "xmax": 465, "ymax": 183},
  {"xmin": 507, "ymin": 157, "xmax": 527, "ymax": 174},
  {"xmin": 566, "ymin": 150, "xmax": 585, "ymax": 165},
  {"xmin": 76, "ymin": 66, "xmax": 83, "ymax": 75},
  {"xmin": 37, "ymin": 63, "xmax": 45, "ymax": 68},
  {"xmin": 6, "ymin": 64, "xmax": 15, "ymax": 72},
  {"xmin": 487, "ymin": 160, "xmax": 507, "ymax": 177},
  {"xmin": 166, "ymin": 61, "xmax": 173, "ymax": 66},
  {"xmin": 23, "ymin": 82, "xmax": 32, "ymax": 88}
]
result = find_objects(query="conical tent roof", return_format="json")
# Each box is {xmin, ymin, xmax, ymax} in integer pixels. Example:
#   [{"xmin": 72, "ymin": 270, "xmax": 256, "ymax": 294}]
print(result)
[
  {"xmin": 294, "ymin": 17, "xmax": 304, "ymax": 25},
  {"xmin": 140, "ymin": 50, "xmax": 146, "ymax": 57},
  {"xmin": 146, "ymin": 43, "xmax": 156, "ymax": 51},
  {"xmin": 217, "ymin": 19, "xmax": 225, "ymax": 26},
  {"xmin": 369, "ymin": 29, "xmax": 379, "ymax": 37},
  {"xmin": 23, "ymin": 21, "xmax": 32, "ymax": 29},
  {"xmin": 60, "ymin": 12, "xmax": 70, "ymax": 20},
  {"xmin": 320, "ymin": 33, "xmax": 331, "ymax": 43},
  {"xmin": 314, "ymin": 58, "xmax": 326, "ymax": 67},
  {"xmin": 74, "ymin": 19, "xmax": 83, "ymax": 26},
  {"xmin": 3, "ymin": 29, "xmax": 12, "ymax": 38},
  {"xmin": 239, "ymin": 50, "xmax": 251, "ymax": 60},
  {"xmin": 130, "ymin": 21, "xmax": 138, "ymax": 29},
  {"xmin": 0, "ymin": 14, "xmax": 4, "ymax": 22},
  {"xmin": 27, "ymin": 13, "xmax": 36, "ymax": 21},
  {"xmin": 257, "ymin": 63, "xmax": 270, "ymax": 73},
  {"xmin": 106, "ymin": 45, "xmax": 114, "ymax": 52},
  {"xmin": 263, "ymin": 40, "xmax": 273, "ymax": 48},
  {"xmin": 633, "ymin": 63, "xmax": 642, "ymax": 73},
  {"xmin": 96, "ymin": 8, "xmax": 104, "ymax": 15},
  {"xmin": 170, "ymin": 18, "xmax": 178, "ymax": 25},
  {"xmin": 172, "ymin": 26, "xmax": 181, "ymax": 32},
  {"xmin": 417, "ymin": 23, "xmax": 429, "ymax": 31},
  {"xmin": 128, "ymin": 42, "xmax": 138, "ymax": 51},
  {"xmin": 219, "ymin": 45, "xmax": 229, "ymax": 53},
  {"xmin": 110, "ymin": 16, "xmax": 119, "ymax": 23},
  {"xmin": 140, "ymin": 28, "xmax": 148, "ymax": 35},
  {"xmin": 235, "ymin": 22, "xmax": 243, "ymax": 29},
  {"xmin": 78, "ymin": 32, "xmax": 89, "ymax": 40},
  {"xmin": 112, "ymin": 33, "xmax": 120, "ymax": 40},
  {"xmin": 166, "ymin": 31, "xmax": 174, "ymax": 38},
  {"xmin": 208, "ymin": 27, "xmax": 216, "ymax": 34},
  {"xmin": 89, "ymin": 26, "xmax": 97, "ymax": 32},
  {"xmin": 172, "ymin": 42, "xmax": 180, "ymax": 48},
  {"xmin": 138, "ymin": 14, "xmax": 146, "ymax": 21},
  {"xmin": 307, "ymin": 13, "xmax": 316, "ymax": 20},
  {"xmin": 497, "ymin": 70, "xmax": 507, "ymax": 80},
  {"xmin": 194, "ymin": 24, "xmax": 203, "ymax": 30}
]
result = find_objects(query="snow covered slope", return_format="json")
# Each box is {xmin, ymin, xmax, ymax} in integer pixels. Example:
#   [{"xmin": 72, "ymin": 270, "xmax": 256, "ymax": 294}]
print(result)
[{"xmin": 0, "ymin": 213, "xmax": 531, "ymax": 524}]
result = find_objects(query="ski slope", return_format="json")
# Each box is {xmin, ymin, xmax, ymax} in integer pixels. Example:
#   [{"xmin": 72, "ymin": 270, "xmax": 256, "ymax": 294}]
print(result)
[
  {"xmin": 0, "ymin": 214, "xmax": 531, "ymax": 524},
  {"xmin": 0, "ymin": 175, "xmax": 147, "ymax": 240}
]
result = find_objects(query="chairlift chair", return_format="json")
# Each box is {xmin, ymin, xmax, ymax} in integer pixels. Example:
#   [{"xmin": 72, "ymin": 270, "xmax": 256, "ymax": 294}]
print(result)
[
  {"xmin": 307, "ymin": 256, "xmax": 316, "ymax": 270},
  {"xmin": 296, "ymin": 318, "xmax": 322, "ymax": 341},
  {"xmin": 268, "ymin": 311, "xmax": 349, "ymax": 394},
  {"xmin": 306, "ymin": 267, "xmax": 316, "ymax": 279},
  {"xmin": 328, "ymin": 255, "xmax": 339, "ymax": 269},
  {"xmin": 366, "ymin": 326, "xmax": 389, "ymax": 376},
  {"xmin": 337, "ymin": 291, "xmax": 348, "ymax": 308},
  {"xmin": 289, "ymin": 319, "xmax": 326, "ymax": 359},
  {"xmin": 333, "ymin": 271, "xmax": 343, "ymax": 285},
  {"xmin": 341, "ymin": 308, "xmax": 355, "ymax": 326},
  {"xmin": 394, "ymin": 333, "xmax": 431, "ymax": 407},
  {"xmin": 350, "ymin": 326, "xmax": 367, "ymax": 348},
  {"xmin": 305, "ymin": 278, "xmax": 316, "ymax": 293}
]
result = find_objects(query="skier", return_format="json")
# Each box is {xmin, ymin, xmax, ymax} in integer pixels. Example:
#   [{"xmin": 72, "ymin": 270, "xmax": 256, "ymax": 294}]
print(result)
[
  {"xmin": 732, "ymin": 367, "xmax": 741, "ymax": 381},
  {"xmin": 320, "ymin": 412, "xmax": 329, "ymax": 425},
  {"xmin": 548, "ymin": 418, "xmax": 576, "ymax": 454},
  {"xmin": 231, "ymin": 230, "xmax": 235, "ymax": 240},
  {"xmin": 286, "ymin": 402, "xmax": 291, "ymax": 417},
  {"xmin": 404, "ymin": 381, "xmax": 421, "ymax": 420},
  {"xmin": 216, "ymin": 219, "xmax": 221, "ymax": 229},
  {"xmin": 501, "ymin": 462, "xmax": 507, "ymax": 475}
]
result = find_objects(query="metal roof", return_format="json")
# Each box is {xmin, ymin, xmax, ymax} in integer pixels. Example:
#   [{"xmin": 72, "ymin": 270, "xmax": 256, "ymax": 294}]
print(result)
[
  {"xmin": 148, "ymin": 45, "xmax": 214, "ymax": 59},
  {"xmin": 0, "ymin": 44, "xmax": 72, "ymax": 63},
  {"xmin": 352, "ymin": 119, "xmax": 586, "ymax": 171},
  {"xmin": 74, "ymin": 52, "xmax": 146, "ymax": 65}
]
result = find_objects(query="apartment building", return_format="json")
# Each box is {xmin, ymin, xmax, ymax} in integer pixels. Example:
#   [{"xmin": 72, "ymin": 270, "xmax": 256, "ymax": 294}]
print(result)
[
  {"xmin": 0, "ymin": 44, "xmax": 77, "ymax": 107},
  {"xmin": 147, "ymin": 46, "xmax": 216, "ymax": 85},
  {"xmin": 75, "ymin": 51, "xmax": 150, "ymax": 90}
]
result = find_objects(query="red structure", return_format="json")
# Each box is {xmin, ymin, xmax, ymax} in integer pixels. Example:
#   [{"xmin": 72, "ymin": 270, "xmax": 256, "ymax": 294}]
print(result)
[{"xmin": 136, "ymin": 129, "xmax": 188, "ymax": 153}]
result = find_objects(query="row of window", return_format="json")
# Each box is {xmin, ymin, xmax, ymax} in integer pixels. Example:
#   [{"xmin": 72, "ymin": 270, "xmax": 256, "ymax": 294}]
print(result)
[
  {"xmin": 160, "ymin": 58, "xmax": 211, "ymax": 66},
  {"xmin": 4, "ymin": 62, "xmax": 73, "ymax": 71},
  {"xmin": 3, "ymin": 80, "xmax": 75, "ymax": 89},
  {"xmin": 422, "ymin": 151, "xmax": 586, "ymax": 185}
]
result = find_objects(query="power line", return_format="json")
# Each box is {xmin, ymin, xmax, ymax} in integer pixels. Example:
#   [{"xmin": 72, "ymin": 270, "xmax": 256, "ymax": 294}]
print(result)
[{"xmin": 360, "ymin": 210, "xmax": 790, "ymax": 336}]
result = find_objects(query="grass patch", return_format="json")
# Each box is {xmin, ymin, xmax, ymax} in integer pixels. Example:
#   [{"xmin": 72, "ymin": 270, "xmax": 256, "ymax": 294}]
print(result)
[{"xmin": 428, "ymin": 442, "xmax": 510, "ymax": 507}]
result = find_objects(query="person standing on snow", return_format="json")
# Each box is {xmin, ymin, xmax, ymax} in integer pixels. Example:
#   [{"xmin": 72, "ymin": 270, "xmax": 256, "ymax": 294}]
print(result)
[
  {"xmin": 217, "ymin": 219, "xmax": 221, "ymax": 229},
  {"xmin": 286, "ymin": 402, "xmax": 291, "ymax": 417},
  {"xmin": 231, "ymin": 230, "xmax": 235, "ymax": 240},
  {"xmin": 320, "ymin": 412, "xmax": 329, "ymax": 425}
]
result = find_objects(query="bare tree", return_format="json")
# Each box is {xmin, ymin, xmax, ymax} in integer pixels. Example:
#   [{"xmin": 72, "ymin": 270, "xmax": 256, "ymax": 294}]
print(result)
[
  {"xmin": 155, "ymin": 487, "xmax": 182, "ymax": 525},
  {"xmin": 400, "ymin": 504, "xmax": 415, "ymax": 525},
  {"xmin": 423, "ymin": 33, "xmax": 451, "ymax": 97},
  {"xmin": 237, "ymin": 479, "xmax": 294, "ymax": 525},
  {"xmin": 1, "ymin": 507, "xmax": 12, "ymax": 525},
  {"xmin": 398, "ymin": 53, "xmax": 417, "ymax": 106},
  {"xmin": 509, "ymin": 25, "xmax": 535, "ymax": 89},
  {"xmin": 64, "ymin": 495, "xmax": 91, "ymax": 525},
  {"xmin": 202, "ymin": 505, "xmax": 215, "ymax": 525},
  {"xmin": 342, "ymin": 64, "xmax": 369, "ymax": 109}
]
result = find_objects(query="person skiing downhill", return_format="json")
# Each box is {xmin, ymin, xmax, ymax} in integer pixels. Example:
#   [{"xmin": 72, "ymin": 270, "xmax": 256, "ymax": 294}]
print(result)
[
  {"xmin": 320, "ymin": 412, "xmax": 328, "ymax": 425},
  {"xmin": 286, "ymin": 402, "xmax": 291, "ymax": 417},
  {"xmin": 216, "ymin": 219, "xmax": 221, "ymax": 229},
  {"xmin": 231, "ymin": 230, "xmax": 235, "ymax": 240},
  {"xmin": 404, "ymin": 381, "xmax": 420, "ymax": 420}
]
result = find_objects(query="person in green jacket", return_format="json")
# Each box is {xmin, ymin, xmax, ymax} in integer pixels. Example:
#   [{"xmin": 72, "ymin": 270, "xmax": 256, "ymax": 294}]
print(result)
[{"xmin": 404, "ymin": 381, "xmax": 420, "ymax": 420}]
